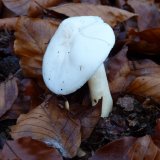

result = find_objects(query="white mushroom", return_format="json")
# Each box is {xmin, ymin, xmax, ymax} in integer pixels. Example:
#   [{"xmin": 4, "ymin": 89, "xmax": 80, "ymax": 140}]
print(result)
[{"xmin": 42, "ymin": 16, "xmax": 115, "ymax": 117}]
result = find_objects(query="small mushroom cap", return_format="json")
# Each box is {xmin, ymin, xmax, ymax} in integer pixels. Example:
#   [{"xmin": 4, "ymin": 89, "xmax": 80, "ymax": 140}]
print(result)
[{"xmin": 42, "ymin": 16, "xmax": 115, "ymax": 95}]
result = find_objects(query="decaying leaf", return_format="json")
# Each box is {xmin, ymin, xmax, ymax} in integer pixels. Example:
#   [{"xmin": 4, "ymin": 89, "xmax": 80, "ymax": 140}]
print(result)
[
  {"xmin": 49, "ymin": 3, "xmax": 137, "ymax": 27},
  {"xmin": 0, "ymin": 17, "xmax": 18, "ymax": 30},
  {"xmin": 2, "ymin": 0, "xmax": 63, "ymax": 17},
  {"xmin": 0, "ymin": 76, "xmax": 18, "ymax": 118},
  {"xmin": 90, "ymin": 135, "xmax": 160, "ymax": 160},
  {"xmin": 11, "ymin": 96, "xmax": 81, "ymax": 158},
  {"xmin": 152, "ymin": 119, "xmax": 160, "ymax": 148},
  {"xmin": 128, "ymin": 28, "xmax": 160, "ymax": 55},
  {"xmin": 118, "ymin": 0, "xmax": 160, "ymax": 30},
  {"xmin": 1, "ymin": 137, "xmax": 63, "ymax": 160},
  {"xmin": 107, "ymin": 47, "xmax": 132, "ymax": 93},
  {"xmin": 70, "ymin": 99, "xmax": 102, "ymax": 141},
  {"xmin": 14, "ymin": 17, "xmax": 59, "ymax": 80},
  {"xmin": 108, "ymin": 46, "xmax": 160, "ymax": 103},
  {"xmin": 0, "ymin": 78, "xmax": 43, "ymax": 120},
  {"xmin": 127, "ymin": 76, "xmax": 160, "ymax": 104}
]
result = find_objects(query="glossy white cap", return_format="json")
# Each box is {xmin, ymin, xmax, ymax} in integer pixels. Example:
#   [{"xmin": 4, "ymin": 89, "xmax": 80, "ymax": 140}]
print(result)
[{"xmin": 42, "ymin": 16, "xmax": 115, "ymax": 95}]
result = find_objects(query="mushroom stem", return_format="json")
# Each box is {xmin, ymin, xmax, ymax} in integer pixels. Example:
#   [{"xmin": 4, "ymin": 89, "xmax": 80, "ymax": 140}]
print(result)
[{"xmin": 88, "ymin": 64, "xmax": 112, "ymax": 117}]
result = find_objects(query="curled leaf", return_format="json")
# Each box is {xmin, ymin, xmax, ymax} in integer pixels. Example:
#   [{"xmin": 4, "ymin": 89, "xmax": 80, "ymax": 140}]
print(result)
[{"xmin": 49, "ymin": 3, "xmax": 137, "ymax": 27}]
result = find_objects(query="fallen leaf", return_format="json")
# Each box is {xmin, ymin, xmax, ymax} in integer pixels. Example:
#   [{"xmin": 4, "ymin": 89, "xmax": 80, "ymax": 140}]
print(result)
[
  {"xmin": 89, "ymin": 135, "xmax": 160, "ymax": 160},
  {"xmin": 108, "ymin": 46, "xmax": 160, "ymax": 103},
  {"xmin": 0, "ymin": 96, "xmax": 31, "ymax": 121},
  {"xmin": 0, "ymin": 17, "xmax": 18, "ymax": 30},
  {"xmin": 0, "ymin": 76, "xmax": 18, "ymax": 118},
  {"xmin": 11, "ymin": 96, "xmax": 81, "ymax": 158},
  {"xmin": 0, "ymin": 78, "xmax": 43, "ymax": 120},
  {"xmin": 127, "ymin": 135, "xmax": 160, "ymax": 160},
  {"xmin": 20, "ymin": 78, "xmax": 43, "ymax": 108},
  {"xmin": 70, "ymin": 99, "xmax": 102, "ymax": 141},
  {"xmin": 79, "ymin": 100, "xmax": 102, "ymax": 141},
  {"xmin": 49, "ymin": 3, "xmax": 137, "ymax": 27},
  {"xmin": 118, "ymin": 0, "xmax": 160, "ymax": 30},
  {"xmin": 128, "ymin": 28, "xmax": 160, "ymax": 56},
  {"xmin": 14, "ymin": 17, "xmax": 59, "ymax": 80},
  {"xmin": 127, "ymin": 76, "xmax": 160, "ymax": 104},
  {"xmin": 1, "ymin": 137, "xmax": 63, "ymax": 160},
  {"xmin": 107, "ymin": 47, "xmax": 132, "ymax": 93},
  {"xmin": 2, "ymin": 0, "xmax": 63, "ymax": 17},
  {"xmin": 89, "ymin": 136, "xmax": 136, "ymax": 160}
]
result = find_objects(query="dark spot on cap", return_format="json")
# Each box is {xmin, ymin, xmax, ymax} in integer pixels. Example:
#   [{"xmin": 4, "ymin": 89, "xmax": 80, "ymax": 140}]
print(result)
[{"xmin": 94, "ymin": 99, "xmax": 97, "ymax": 103}]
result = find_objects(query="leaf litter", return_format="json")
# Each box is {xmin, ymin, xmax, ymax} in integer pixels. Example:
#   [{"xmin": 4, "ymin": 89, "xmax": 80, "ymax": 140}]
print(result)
[{"xmin": 0, "ymin": 0, "xmax": 160, "ymax": 159}]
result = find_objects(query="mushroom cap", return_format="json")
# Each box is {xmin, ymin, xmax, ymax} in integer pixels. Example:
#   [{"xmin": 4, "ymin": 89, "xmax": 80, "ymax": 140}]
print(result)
[{"xmin": 42, "ymin": 16, "xmax": 115, "ymax": 95}]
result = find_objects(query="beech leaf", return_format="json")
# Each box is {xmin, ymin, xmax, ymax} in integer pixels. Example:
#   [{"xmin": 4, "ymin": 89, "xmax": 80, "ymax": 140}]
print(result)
[
  {"xmin": 10, "ymin": 96, "xmax": 81, "ymax": 158},
  {"xmin": 118, "ymin": 0, "xmax": 160, "ymax": 30},
  {"xmin": 107, "ymin": 47, "xmax": 132, "ymax": 93},
  {"xmin": 0, "ymin": 17, "xmax": 18, "ymax": 30},
  {"xmin": 71, "ymin": 99, "xmax": 102, "ymax": 141},
  {"xmin": 90, "ymin": 135, "xmax": 160, "ymax": 160},
  {"xmin": 1, "ymin": 137, "xmax": 63, "ymax": 160},
  {"xmin": 2, "ymin": 0, "xmax": 63, "ymax": 17},
  {"xmin": 49, "ymin": 3, "xmax": 137, "ymax": 27},
  {"xmin": 128, "ymin": 28, "xmax": 160, "ymax": 55},
  {"xmin": 14, "ymin": 17, "xmax": 59, "ymax": 80},
  {"xmin": 0, "ymin": 76, "xmax": 18, "ymax": 118},
  {"xmin": 108, "ymin": 46, "xmax": 160, "ymax": 102},
  {"xmin": 0, "ymin": 78, "xmax": 43, "ymax": 121},
  {"xmin": 127, "ymin": 76, "xmax": 160, "ymax": 103}
]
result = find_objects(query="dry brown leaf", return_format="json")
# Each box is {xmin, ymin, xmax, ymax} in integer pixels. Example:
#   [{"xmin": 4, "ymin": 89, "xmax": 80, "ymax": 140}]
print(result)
[
  {"xmin": 90, "ymin": 135, "xmax": 160, "ymax": 160},
  {"xmin": 70, "ymin": 99, "xmax": 102, "ymax": 141},
  {"xmin": 127, "ymin": 76, "xmax": 160, "ymax": 103},
  {"xmin": 0, "ymin": 76, "xmax": 18, "ymax": 118},
  {"xmin": 11, "ymin": 96, "xmax": 81, "ymax": 158},
  {"xmin": 107, "ymin": 47, "xmax": 132, "ymax": 93},
  {"xmin": 152, "ymin": 119, "xmax": 160, "ymax": 148},
  {"xmin": 1, "ymin": 137, "xmax": 63, "ymax": 160},
  {"xmin": 108, "ymin": 46, "xmax": 160, "ymax": 103},
  {"xmin": 0, "ymin": 17, "xmax": 18, "ymax": 30},
  {"xmin": 0, "ymin": 78, "xmax": 43, "ymax": 120},
  {"xmin": 49, "ymin": 3, "xmax": 137, "ymax": 27},
  {"xmin": 2, "ymin": 0, "xmax": 63, "ymax": 17},
  {"xmin": 14, "ymin": 17, "xmax": 59, "ymax": 80},
  {"xmin": 79, "ymin": 101, "xmax": 101, "ymax": 141},
  {"xmin": 118, "ymin": 0, "xmax": 160, "ymax": 30},
  {"xmin": 128, "ymin": 28, "xmax": 160, "ymax": 55},
  {"xmin": 128, "ymin": 135, "xmax": 160, "ymax": 160}
]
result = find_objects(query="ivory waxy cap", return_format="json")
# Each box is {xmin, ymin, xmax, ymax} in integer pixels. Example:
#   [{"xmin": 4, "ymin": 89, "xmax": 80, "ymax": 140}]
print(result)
[{"xmin": 42, "ymin": 16, "xmax": 115, "ymax": 95}]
